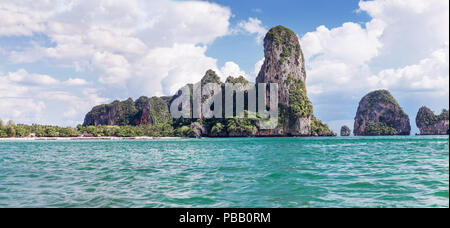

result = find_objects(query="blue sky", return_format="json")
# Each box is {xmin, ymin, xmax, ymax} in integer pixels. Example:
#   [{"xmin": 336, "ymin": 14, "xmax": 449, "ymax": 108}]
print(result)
[
  {"xmin": 0, "ymin": 0, "xmax": 448, "ymax": 134},
  {"xmin": 207, "ymin": 0, "xmax": 370, "ymax": 71},
  {"xmin": 207, "ymin": 0, "xmax": 371, "ymax": 71}
]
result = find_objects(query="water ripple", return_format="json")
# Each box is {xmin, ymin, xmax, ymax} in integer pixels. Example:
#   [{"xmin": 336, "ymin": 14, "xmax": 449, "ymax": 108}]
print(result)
[{"xmin": 0, "ymin": 136, "xmax": 448, "ymax": 208}]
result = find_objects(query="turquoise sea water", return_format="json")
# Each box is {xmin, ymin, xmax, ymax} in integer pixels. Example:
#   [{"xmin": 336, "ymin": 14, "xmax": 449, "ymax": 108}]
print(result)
[{"xmin": 0, "ymin": 136, "xmax": 448, "ymax": 208}]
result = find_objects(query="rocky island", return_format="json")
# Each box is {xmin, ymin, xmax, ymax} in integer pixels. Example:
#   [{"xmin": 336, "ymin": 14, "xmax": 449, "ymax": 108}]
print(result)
[
  {"xmin": 82, "ymin": 25, "xmax": 336, "ymax": 137},
  {"xmin": 354, "ymin": 90, "xmax": 411, "ymax": 136},
  {"xmin": 83, "ymin": 96, "xmax": 172, "ymax": 126},
  {"xmin": 416, "ymin": 107, "xmax": 449, "ymax": 135},
  {"xmin": 2, "ymin": 26, "xmax": 445, "ymax": 139},
  {"xmin": 340, "ymin": 126, "xmax": 351, "ymax": 136}
]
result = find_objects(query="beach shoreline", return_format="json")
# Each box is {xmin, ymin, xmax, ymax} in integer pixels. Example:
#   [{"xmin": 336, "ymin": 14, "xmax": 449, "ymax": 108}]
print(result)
[
  {"xmin": 0, "ymin": 136, "xmax": 186, "ymax": 141},
  {"xmin": 0, "ymin": 135, "xmax": 446, "ymax": 141}
]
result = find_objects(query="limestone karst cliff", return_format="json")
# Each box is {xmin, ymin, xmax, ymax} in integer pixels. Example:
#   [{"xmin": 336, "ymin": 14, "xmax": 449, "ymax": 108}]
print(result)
[
  {"xmin": 354, "ymin": 90, "xmax": 410, "ymax": 136},
  {"xmin": 416, "ymin": 107, "xmax": 449, "ymax": 135},
  {"xmin": 256, "ymin": 26, "xmax": 307, "ymax": 107},
  {"xmin": 82, "ymin": 25, "xmax": 335, "ymax": 137},
  {"xmin": 256, "ymin": 25, "xmax": 325, "ymax": 136},
  {"xmin": 83, "ymin": 96, "xmax": 171, "ymax": 126}
]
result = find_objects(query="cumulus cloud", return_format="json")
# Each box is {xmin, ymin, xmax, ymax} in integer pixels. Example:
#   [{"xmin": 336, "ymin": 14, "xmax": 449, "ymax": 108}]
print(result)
[
  {"xmin": 359, "ymin": 0, "xmax": 449, "ymax": 65},
  {"xmin": 136, "ymin": 43, "xmax": 220, "ymax": 96},
  {"xmin": 2, "ymin": 0, "xmax": 232, "ymax": 89},
  {"xmin": 369, "ymin": 45, "xmax": 449, "ymax": 94},
  {"xmin": 301, "ymin": 21, "xmax": 384, "ymax": 65},
  {"xmin": 0, "ymin": 69, "xmax": 106, "ymax": 125},
  {"xmin": 0, "ymin": 0, "xmax": 234, "ymax": 125},
  {"xmin": 4, "ymin": 69, "xmax": 88, "ymax": 87},
  {"xmin": 300, "ymin": 0, "xmax": 449, "ymax": 133},
  {"xmin": 301, "ymin": 0, "xmax": 449, "ymax": 91},
  {"xmin": 0, "ymin": 98, "xmax": 46, "ymax": 122},
  {"xmin": 237, "ymin": 17, "xmax": 268, "ymax": 43},
  {"xmin": 0, "ymin": 1, "xmax": 52, "ymax": 36},
  {"xmin": 64, "ymin": 78, "xmax": 88, "ymax": 86},
  {"xmin": 220, "ymin": 62, "xmax": 249, "ymax": 79}
]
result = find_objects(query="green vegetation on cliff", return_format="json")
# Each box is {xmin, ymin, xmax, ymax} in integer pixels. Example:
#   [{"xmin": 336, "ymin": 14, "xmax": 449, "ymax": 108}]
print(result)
[
  {"xmin": 366, "ymin": 89, "xmax": 401, "ymax": 109},
  {"xmin": 211, "ymin": 122, "xmax": 225, "ymax": 135},
  {"xmin": 438, "ymin": 109, "xmax": 449, "ymax": 121},
  {"xmin": 148, "ymin": 97, "xmax": 172, "ymax": 124},
  {"xmin": 288, "ymin": 82, "xmax": 313, "ymax": 118},
  {"xmin": 225, "ymin": 76, "xmax": 249, "ymax": 84},
  {"xmin": 266, "ymin": 25, "xmax": 297, "ymax": 47},
  {"xmin": 283, "ymin": 74, "xmax": 313, "ymax": 121},
  {"xmin": 227, "ymin": 115, "xmax": 258, "ymax": 136},
  {"xmin": 83, "ymin": 96, "xmax": 172, "ymax": 126},
  {"xmin": 354, "ymin": 89, "xmax": 410, "ymax": 136},
  {"xmin": 365, "ymin": 122, "xmax": 398, "ymax": 136},
  {"xmin": 201, "ymin": 70, "xmax": 222, "ymax": 86},
  {"xmin": 417, "ymin": 108, "xmax": 449, "ymax": 126},
  {"xmin": 311, "ymin": 117, "xmax": 335, "ymax": 136},
  {"xmin": 265, "ymin": 25, "xmax": 301, "ymax": 65},
  {"xmin": 416, "ymin": 107, "xmax": 449, "ymax": 135}
]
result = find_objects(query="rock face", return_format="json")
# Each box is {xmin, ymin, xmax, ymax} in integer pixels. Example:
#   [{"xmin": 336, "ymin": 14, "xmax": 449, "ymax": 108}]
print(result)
[
  {"xmin": 340, "ymin": 125, "xmax": 351, "ymax": 136},
  {"xmin": 256, "ymin": 25, "xmax": 316, "ymax": 136},
  {"xmin": 190, "ymin": 122, "xmax": 208, "ymax": 138},
  {"xmin": 354, "ymin": 90, "xmax": 411, "ymax": 136},
  {"xmin": 83, "ymin": 96, "xmax": 171, "ymax": 126},
  {"xmin": 82, "ymin": 25, "xmax": 335, "ymax": 137},
  {"xmin": 416, "ymin": 107, "xmax": 449, "ymax": 135},
  {"xmin": 256, "ymin": 25, "xmax": 307, "ymax": 107}
]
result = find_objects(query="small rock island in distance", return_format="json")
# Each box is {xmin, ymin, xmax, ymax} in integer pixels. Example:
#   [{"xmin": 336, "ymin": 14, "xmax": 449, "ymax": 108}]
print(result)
[
  {"xmin": 353, "ymin": 90, "xmax": 411, "ymax": 136},
  {"xmin": 340, "ymin": 126, "xmax": 351, "ymax": 136},
  {"xmin": 416, "ymin": 107, "xmax": 449, "ymax": 135}
]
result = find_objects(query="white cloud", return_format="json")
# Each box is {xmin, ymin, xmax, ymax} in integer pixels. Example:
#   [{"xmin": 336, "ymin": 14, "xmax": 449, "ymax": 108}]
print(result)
[
  {"xmin": 64, "ymin": 78, "xmax": 88, "ymax": 86},
  {"xmin": 92, "ymin": 51, "xmax": 131, "ymax": 85},
  {"xmin": 3, "ymin": 0, "xmax": 232, "ymax": 91},
  {"xmin": 368, "ymin": 45, "xmax": 449, "ymax": 94},
  {"xmin": 300, "ymin": 0, "xmax": 449, "ymax": 134},
  {"xmin": 248, "ymin": 58, "xmax": 265, "ymax": 82},
  {"xmin": 135, "ymin": 43, "xmax": 220, "ymax": 96},
  {"xmin": 220, "ymin": 61, "xmax": 248, "ymax": 80},
  {"xmin": 253, "ymin": 58, "xmax": 264, "ymax": 76},
  {"xmin": 237, "ymin": 17, "xmax": 267, "ymax": 43},
  {"xmin": 301, "ymin": 21, "xmax": 384, "ymax": 65},
  {"xmin": 0, "ymin": 0, "xmax": 234, "ymax": 125},
  {"xmin": 301, "ymin": 0, "xmax": 449, "ymax": 94},
  {"xmin": 0, "ymin": 69, "xmax": 107, "ymax": 126},
  {"xmin": 359, "ymin": 0, "xmax": 449, "ymax": 65},
  {"xmin": 0, "ymin": 98, "xmax": 46, "ymax": 121},
  {"xmin": 0, "ymin": 1, "xmax": 52, "ymax": 36},
  {"xmin": 4, "ymin": 69, "xmax": 88, "ymax": 87},
  {"xmin": 7, "ymin": 69, "xmax": 60, "ymax": 86}
]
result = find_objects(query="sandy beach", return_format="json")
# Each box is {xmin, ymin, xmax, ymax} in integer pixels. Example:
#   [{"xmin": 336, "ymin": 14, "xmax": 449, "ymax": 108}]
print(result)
[{"xmin": 0, "ymin": 136, "xmax": 185, "ymax": 141}]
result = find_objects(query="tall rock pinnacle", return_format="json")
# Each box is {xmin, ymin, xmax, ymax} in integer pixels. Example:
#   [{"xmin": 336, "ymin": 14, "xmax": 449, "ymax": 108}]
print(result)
[
  {"xmin": 256, "ymin": 25, "xmax": 318, "ymax": 136},
  {"xmin": 256, "ymin": 25, "xmax": 307, "ymax": 107}
]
